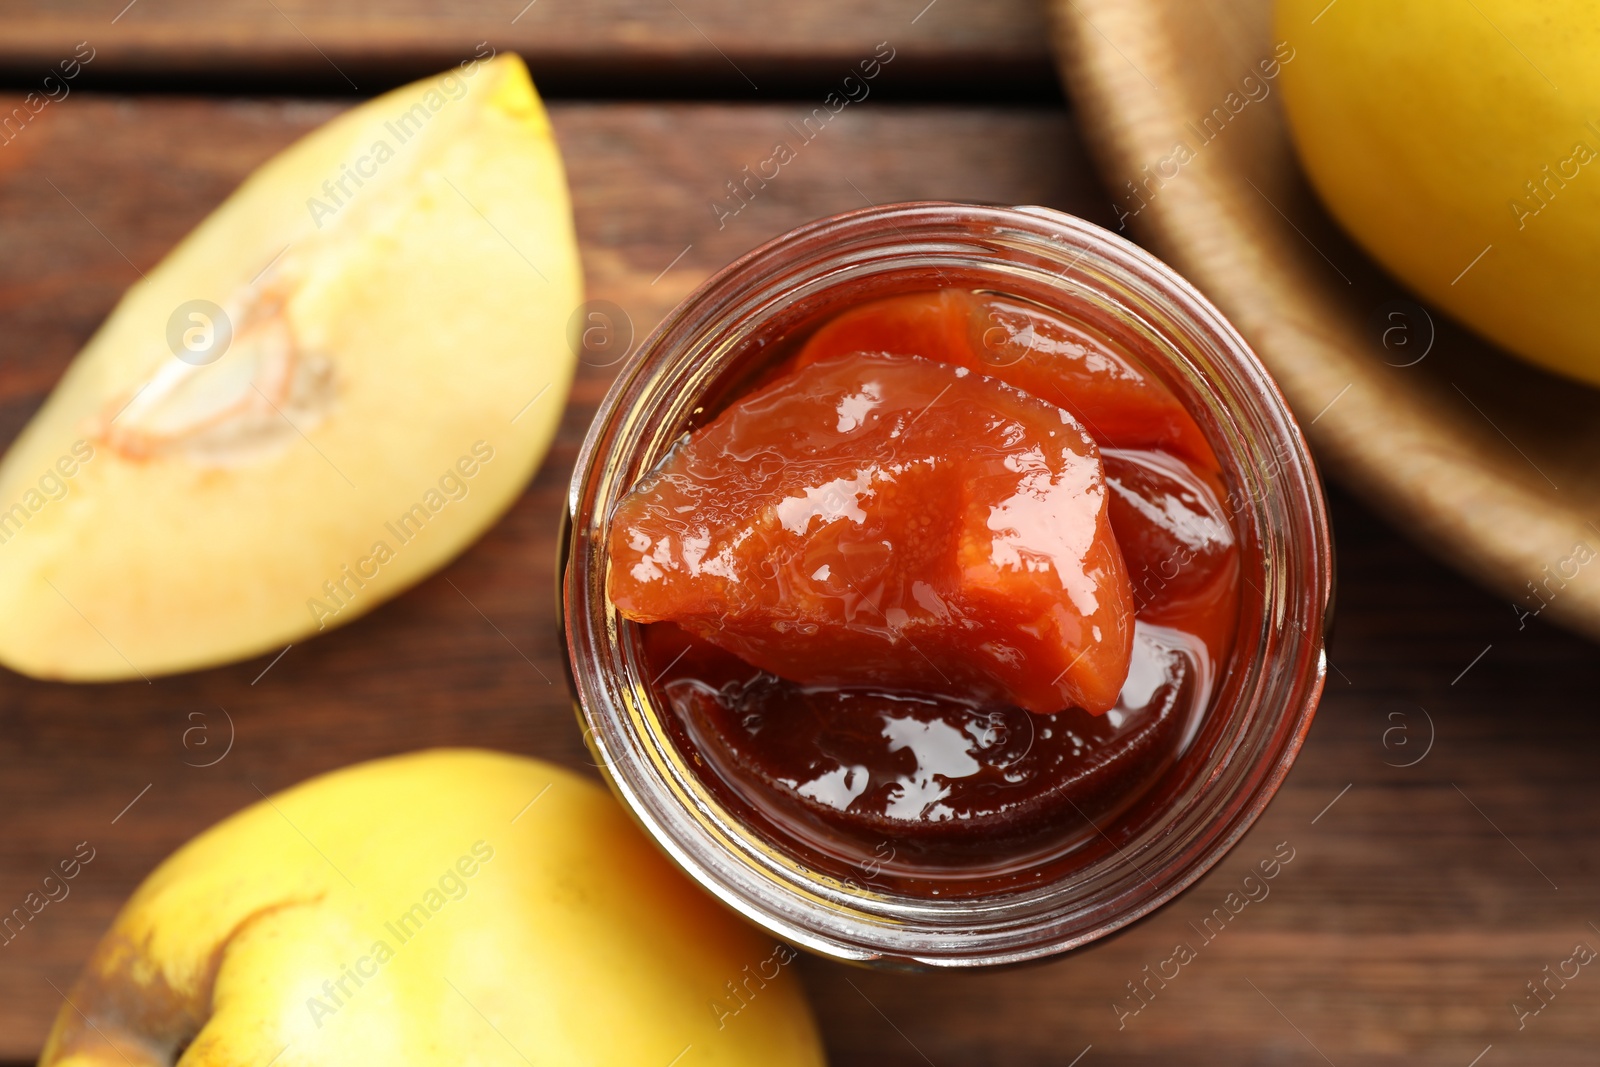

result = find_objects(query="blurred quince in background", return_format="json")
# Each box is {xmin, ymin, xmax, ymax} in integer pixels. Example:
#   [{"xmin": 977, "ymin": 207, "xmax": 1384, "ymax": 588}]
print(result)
[{"xmin": 1278, "ymin": 0, "xmax": 1600, "ymax": 385}]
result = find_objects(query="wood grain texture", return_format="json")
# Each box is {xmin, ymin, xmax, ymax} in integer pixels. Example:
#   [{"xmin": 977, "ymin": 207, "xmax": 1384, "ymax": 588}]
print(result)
[
  {"xmin": 2, "ymin": 95, "xmax": 1598, "ymax": 1066},
  {"xmin": 1050, "ymin": 0, "xmax": 1600, "ymax": 654},
  {"xmin": 0, "ymin": 1, "xmax": 1054, "ymax": 96}
]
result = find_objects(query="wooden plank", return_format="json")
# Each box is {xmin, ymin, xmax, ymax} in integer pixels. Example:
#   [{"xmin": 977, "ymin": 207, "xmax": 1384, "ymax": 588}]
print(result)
[
  {"xmin": 0, "ymin": 1, "xmax": 1056, "ymax": 97},
  {"xmin": 3, "ymin": 95, "xmax": 1599, "ymax": 1065}
]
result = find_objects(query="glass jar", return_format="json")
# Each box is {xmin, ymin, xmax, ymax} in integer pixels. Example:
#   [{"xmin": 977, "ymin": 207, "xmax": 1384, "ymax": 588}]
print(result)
[{"xmin": 561, "ymin": 202, "xmax": 1332, "ymax": 967}]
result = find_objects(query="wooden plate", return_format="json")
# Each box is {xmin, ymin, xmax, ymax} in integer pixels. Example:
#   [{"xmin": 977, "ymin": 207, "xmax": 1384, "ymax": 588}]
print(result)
[{"xmin": 1049, "ymin": 0, "xmax": 1600, "ymax": 642}]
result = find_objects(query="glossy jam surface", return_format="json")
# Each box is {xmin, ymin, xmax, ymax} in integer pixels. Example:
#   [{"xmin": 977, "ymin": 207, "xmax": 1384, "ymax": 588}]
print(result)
[
  {"xmin": 794, "ymin": 290, "xmax": 1219, "ymax": 469},
  {"xmin": 606, "ymin": 288, "xmax": 1240, "ymax": 889},
  {"xmin": 608, "ymin": 351, "xmax": 1135, "ymax": 714}
]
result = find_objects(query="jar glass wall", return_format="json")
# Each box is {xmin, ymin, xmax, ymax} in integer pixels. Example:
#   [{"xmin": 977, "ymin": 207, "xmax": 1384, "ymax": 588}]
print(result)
[{"xmin": 561, "ymin": 202, "xmax": 1332, "ymax": 967}]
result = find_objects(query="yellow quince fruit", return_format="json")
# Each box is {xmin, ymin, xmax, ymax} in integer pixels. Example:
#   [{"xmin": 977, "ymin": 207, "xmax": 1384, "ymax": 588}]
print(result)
[
  {"xmin": 39, "ymin": 749, "xmax": 827, "ymax": 1066},
  {"xmin": 1278, "ymin": 0, "xmax": 1600, "ymax": 384}
]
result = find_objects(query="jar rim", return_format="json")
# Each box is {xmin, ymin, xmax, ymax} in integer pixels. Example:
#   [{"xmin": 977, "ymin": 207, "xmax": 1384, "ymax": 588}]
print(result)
[{"xmin": 562, "ymin": 201, "xmax": 1332, "ymax": 967}]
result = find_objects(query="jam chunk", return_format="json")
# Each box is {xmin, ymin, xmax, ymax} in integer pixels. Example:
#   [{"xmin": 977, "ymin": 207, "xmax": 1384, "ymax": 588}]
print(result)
[
  {"xmin": 794, "ymin": 290, "xmax": 1217, "ymax": 468},
  {"xmin": 608, "ymin": 352, "xmax": 1135, "ymax": 714},
  {"xmin": 1104, "ymin": 448, "xmax": 1239, "ymax": 661}
]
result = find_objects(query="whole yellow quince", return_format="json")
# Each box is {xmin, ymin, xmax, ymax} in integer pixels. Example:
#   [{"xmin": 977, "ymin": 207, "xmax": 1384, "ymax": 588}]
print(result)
[
  {"xmin": 39, "ymin": 750, "xmax": 826, "ymax": 1066},
  {"xmin": 0, "ymin": 55, "xmax": 581, "ymax": 681},
  {"xmin": 1277, "ymin": 0, "xmax": 1600, "ymax": 384}
]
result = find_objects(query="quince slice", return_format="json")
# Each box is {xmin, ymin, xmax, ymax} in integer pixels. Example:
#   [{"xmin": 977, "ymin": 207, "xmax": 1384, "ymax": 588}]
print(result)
[{"xmin": 0, "ymin": 55, "xmax": 581, "ymax": 680}]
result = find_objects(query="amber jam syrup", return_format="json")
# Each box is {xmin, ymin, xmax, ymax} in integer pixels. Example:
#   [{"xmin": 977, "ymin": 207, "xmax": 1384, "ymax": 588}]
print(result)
[
  {"xmin": 566, "ymin": 202, "xmax": 1330, "ymax": 965},
  {"xmin": 629, "ymin": 280, "xmax": 1242, "ymax": 898}
]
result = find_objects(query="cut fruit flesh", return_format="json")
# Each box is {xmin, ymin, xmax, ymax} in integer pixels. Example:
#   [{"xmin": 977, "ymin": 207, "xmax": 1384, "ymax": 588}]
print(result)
[{"xmin": 0, "ymin": 55, "xmax": 582, "ymax": 681}]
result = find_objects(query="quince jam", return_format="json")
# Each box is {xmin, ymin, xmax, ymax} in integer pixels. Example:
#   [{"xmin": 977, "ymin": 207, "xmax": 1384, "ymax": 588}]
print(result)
[{"xmin": 606, "ymin": 288, "xmax": 1239, "ymax": 892}]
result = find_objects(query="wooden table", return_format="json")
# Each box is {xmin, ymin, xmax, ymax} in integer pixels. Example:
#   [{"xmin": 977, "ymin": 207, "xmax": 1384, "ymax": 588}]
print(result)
[{"xmin": 3, "ymin": 5, "xmax": 1598, "ymax": 1064}]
